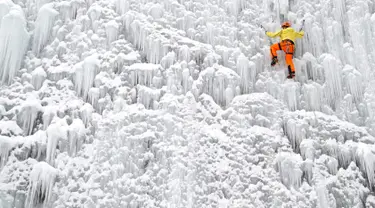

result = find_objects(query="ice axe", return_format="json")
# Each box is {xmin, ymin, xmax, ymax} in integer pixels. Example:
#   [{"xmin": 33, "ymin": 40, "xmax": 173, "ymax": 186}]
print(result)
[{"xmin": 299, "ymin": 19, "xmax": 305, "ymax": 31}]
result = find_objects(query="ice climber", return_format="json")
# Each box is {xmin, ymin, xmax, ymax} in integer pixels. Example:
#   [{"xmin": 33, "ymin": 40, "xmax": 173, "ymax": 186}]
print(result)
[{"xmin": 265, "ymin": 21, "xmax": 304, "ymax": 79}]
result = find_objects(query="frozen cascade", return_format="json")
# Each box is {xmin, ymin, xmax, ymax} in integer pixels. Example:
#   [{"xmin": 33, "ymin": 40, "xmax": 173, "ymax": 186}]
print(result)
[
  {"xmin": 32, "ymin": 3, "xmax": 59, "ymax": 56},
  {"xmin": 31, "ymin": 67, "xmax": 47, "ymax": 90},
  {"xmin": 74, "ymin": 54, "xmax": 100, "ymax": 101},
  {"xmin": 0, "ymin": 5, "xmax": 30, "ymax": 84},
  {"xmin": 1, "ymin": 0, "xmax": 375, "ymax": 207},
  {"xmin": 16, "ymin": 97, "xmax": 43, "ymax": 136},
  {"xmin": 46, "ymin": 118, "xmax": 67, "ymax": 165},
  {"xmin": 25, "ymin": 162, "xmax": 58, "ymax": 208}
]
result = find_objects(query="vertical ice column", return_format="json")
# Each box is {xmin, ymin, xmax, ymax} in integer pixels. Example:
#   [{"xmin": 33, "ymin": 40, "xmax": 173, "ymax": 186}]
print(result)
[
  {"xmin": 74, "ymin": 54, "xmax": 100, "ymax": 101},
  {"xmin": 342, "ymin": 65, "xmax": 363, "ymax": 103},
  {"xmin": 67, "ymin": 119, "xmax": 86, "ymax": 157},
  {"xmin": 356, "ymin": 144, "xmax": 375, "ymax": 191},
  {"xmin": 87, "ymin": 4, "xmax": 102, "ymax": 32},
  {"xmin": 302, "ymin": 82, "xmax": 323, "ymax": 111},
  {"xmin": 128, "ymin": 63, "xmax": 160, "ymax": 87},
  {"xmin": 0, "ymin": 136, "xmax": 15, "ymax": 170},
  {"xmin": 80, "ymin": 103, "xmax": 94, "ymax": 128},
  {"xmin": 31, "ymin": 67, "xmax": 47, "ymax": 90},
  {"xmin": 0, "ymin": 6, "xmax": 30, "ymax": 84},
  {"xmin": 347, "ymin": 2, "xmax": 372, "ymax": 80},
  {"xmin": 213, "ymin": 65, "xmax": 240, "ymax": 106},
  {"xmin": 105, "ymin": 20, "xmax": 119, "ymax": 45},
  {"xmin": 321, "ymin": 54, "xmax": 343, "ymax": 110},
  {"xmin": 32, "ymin": 3, "xmax": 59, "ymax": 56},
  {"xmin": 25, "ymin": 162, "xmax": 58, "ymax": 208},
  {"xmin": 161, "ymin": 51, "xmax": 176, "ymax": 70},
  {"xmin": 275, "ymin": 152, "xmax": 303, "ymax": 189},
  {"xmin": 0, "ymin": 0, "xmax": 12, "ymax": 26},
  {"xmin": 284, "ymin": 118, "xmax": 307, "ymax": 153},
  {"xmin": 236, "ymin": 54, "xmax": 256, "ymax": 94},
  {"xmin": 42, "ymin": 105, "xmax": 57, "ymax": 130},
  {"xmin": 16, "ymin": 97, "xmax": 43, "ymax": 136},
  {"xmin": 178, "ymin": 45, "xmax": 191, "ymax": 63},
  {"xmin": 137, "ymin": 86, "xmax": 160, "ymax": 109},
  {"xmin": 115, "ymin": 0, "xmax": 129, "ymax": 15},
  {"xmin": 283, "ymin": 82, "xmax": 300, "ymax": 111},
  {"xmin": 46, "ymin": 119, "xmax": 67, "ymax": 165}
]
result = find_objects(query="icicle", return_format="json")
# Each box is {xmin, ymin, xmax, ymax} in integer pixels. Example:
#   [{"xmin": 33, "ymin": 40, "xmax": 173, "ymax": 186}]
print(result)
[
  {"xmin": 46, "ymin": 118, "xmax": 67, "ymax": 165},
  {"xmin": 88, "ymin": 87, "xmax": 100, "ymax": 111},
  {"xmin": 25, "ymin": 162, "xmax": 58, "ymax": 208},
  {"xmin": 318, "ymin": 155, "xmax": 338, "ymax": 175},
  {"xmin": 105, "ymin": 20, "xmax": 119, "ymax": 45},
  {"xmin": 283, "ymin": 82, "xmax": 300, "ymax": 111},
  {"xmin": 275, "ymin": 152, "xmax": 303, "ymax": 189},
  {"xmin": 80, "ymin": 103, "xmax": 94, "ymax": 128},
  {"xmin": 284, "ymin": 118, "xmax": 307, "ymax": 152},
  {"xmin": 300, "ymin": 139, "xmax": 317, "ymax": 160},
  {"xmin": 137, "ymin": 86, "xmax": 160, "ymax": 109},
  {"xmin": 128, "ymin": 63, "xmax": 160, "ymax": 87},
  {"xmin": 148, "ymin": 3, "xmax": 164, "ymax": 19},
  {"xmin": 302, "ymin": 82, "xmax": 323, "ymax": 111},
  {"xmin": 356, "ymin": 143, "xmax": 375, "ymax": 191},
  {"xmin": 316, "ymin": 183, "xmax": 331, "ymax": 208},
  {"xmin": 67, "ymin": 119, "xmax": 86, "ymax": 157},
  {"xmin": 161, "ymin": 51, "xmax": 176, "ymax": 70},
  {"xmin": 342, "ymin": 65, "xmax": 363, "ymax": 103},
  {"xmin": 236, "ymin": 54, "xmax": 256, "ymax": 94},
  {"xmin": 32, "ymin": 3, "xmax": 59, "ymax": 56},
  {"xmin": 115, "ymin": 0, "xmax": 129, "ymax": 15},
  {"xmin": 42, "ymin": 105, "xmax": 57, "ymax": 130},
  {"xmin": 321, "ymin": 54, "xmax": 343, "ymax": 109},
  {"xmin": 178, "ymin": 45, "xmax": 191, "ymax": 63},
  {"xmin": 0, "ymin": 136, "xmax": 15, "ymax": 170},
  {"xmin": 0, "ymin": 0, "xmax": 12, "ymax": 27},
  {"xmin": 31, "ymin": 67, "xmax": 47, "ymax": 90},
  {"xmin": 74, "ymin": 54, "xmax": 100, "ymax": 101},
  {"xmin": 17, "ymin": 97, "xmax": 43, "ymax": 136},
  {"xmin": 0, "ymin": 5, "xmax": 30, "ymax": 84}
]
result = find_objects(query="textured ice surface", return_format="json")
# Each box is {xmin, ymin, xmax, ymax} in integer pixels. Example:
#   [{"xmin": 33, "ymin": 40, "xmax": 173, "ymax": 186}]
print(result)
[{"xmin": 0, "ymin": 0, "xmax": 374, "ymax": 207}]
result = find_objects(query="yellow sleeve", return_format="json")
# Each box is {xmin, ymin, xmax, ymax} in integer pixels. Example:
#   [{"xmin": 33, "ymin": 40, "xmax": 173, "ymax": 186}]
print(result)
[
  {"xmin": 295, "ymin": 30, "xmax": 304, "ymax": 38},
  {"xmin": 266, "ymin": 30, "xmax": 282, "ymax": 38}
]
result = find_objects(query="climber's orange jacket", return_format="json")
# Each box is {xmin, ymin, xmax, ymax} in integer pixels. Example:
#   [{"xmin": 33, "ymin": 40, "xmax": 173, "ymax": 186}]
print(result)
[{"xmin": 266, "ymin": 27, "xmax": 304, "ymax": 42}]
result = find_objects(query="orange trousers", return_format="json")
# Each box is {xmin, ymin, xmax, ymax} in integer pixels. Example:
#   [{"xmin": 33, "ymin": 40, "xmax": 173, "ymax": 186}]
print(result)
[{"xmin": 270, "ymin": 40, "xmax": 295, "ymax": 73}]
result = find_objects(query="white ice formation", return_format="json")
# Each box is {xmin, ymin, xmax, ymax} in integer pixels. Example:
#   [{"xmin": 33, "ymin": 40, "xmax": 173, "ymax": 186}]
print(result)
[{"xmin": 0, "ymin": 0, "xmax": 375, "ymax": 207}]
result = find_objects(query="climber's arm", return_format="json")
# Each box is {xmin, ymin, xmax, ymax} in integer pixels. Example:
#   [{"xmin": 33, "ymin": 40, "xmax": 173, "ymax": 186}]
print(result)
[{"xmin": 266, "ymin": 30, "xmax": 282, "ymax": 38}]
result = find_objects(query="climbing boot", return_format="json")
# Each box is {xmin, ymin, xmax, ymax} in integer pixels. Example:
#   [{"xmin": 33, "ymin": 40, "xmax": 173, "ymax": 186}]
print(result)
[
  {"xmin": 287, "ymin": 71, "xmax": 295, "ymax": 79},
  {"xmin": 271, "ymin": 57, "xmax": 278, "ymax": 66}
]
